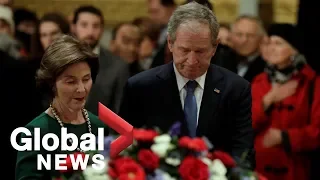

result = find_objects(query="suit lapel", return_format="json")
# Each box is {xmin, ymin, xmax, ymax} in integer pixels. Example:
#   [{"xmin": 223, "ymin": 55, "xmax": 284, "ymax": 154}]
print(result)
[
  {"xmin": 197, "ymin": 65, "xmax": 224, "ymax": 137},
  {"xmin": 156, "ymin": 63, "xmax": 188, "ymax": 135}
]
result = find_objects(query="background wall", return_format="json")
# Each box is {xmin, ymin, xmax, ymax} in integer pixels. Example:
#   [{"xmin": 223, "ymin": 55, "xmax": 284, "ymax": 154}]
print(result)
[
  {"xmin": 13, "ymin": 0, "xmax": 299, "ymax": 28},
  {"xmin": 13, "ymin": 0, "xmax": 298, "ymax": 48}
]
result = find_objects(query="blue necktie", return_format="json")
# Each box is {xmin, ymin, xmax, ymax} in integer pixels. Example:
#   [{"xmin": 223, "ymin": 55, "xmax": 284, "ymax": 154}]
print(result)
[{"xmin": 184, "ymin": 80, "xmax": 198, "ymax": 137}]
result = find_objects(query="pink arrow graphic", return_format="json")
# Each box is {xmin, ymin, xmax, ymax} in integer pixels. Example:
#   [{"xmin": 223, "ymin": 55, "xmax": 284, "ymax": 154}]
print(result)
[{"xmin": 98, "ymin": 102, "xmax": 133, "ymax": 158}]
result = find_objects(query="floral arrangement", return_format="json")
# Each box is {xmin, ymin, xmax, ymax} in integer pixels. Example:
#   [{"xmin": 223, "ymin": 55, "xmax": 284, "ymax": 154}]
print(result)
[{"xmin": 53, "ymin": 122, "xmax": 267, "ymax": 180}]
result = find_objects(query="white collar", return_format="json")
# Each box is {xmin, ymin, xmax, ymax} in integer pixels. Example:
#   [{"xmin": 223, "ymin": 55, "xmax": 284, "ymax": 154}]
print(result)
[
  {"xmin": 173, "ymin": 63, "xmax": 207, "ymax": 91},
  {"xmin": 247, "ymin": 53, "xmax": 259, "ymax": 63},
  {"xmin": 93, "ymin": 46, "xmax": 100, "ymax": 55}
]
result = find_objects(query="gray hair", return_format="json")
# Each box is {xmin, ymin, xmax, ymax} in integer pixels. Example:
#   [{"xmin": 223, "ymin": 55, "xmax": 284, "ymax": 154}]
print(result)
[
  {"xmin": 167, "ymin": 2, "xmax": 220, "ymax": 46},
  {"xmin": 231, "ymin": 14, "xmax": 266, "ymax": 35}
]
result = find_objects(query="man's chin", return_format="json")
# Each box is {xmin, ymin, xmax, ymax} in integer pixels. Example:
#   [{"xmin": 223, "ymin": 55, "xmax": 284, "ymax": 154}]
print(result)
[
  {"xmin": 89, "ymin": 43, "xmax": 98, "ymax": 49},
  {"xmin": 181, "ymin": 71, "xmax": 198, "ymax": 80},
  {"xmin": 83, "ymin": 41, "xmax": 98, "ymax": 49}
]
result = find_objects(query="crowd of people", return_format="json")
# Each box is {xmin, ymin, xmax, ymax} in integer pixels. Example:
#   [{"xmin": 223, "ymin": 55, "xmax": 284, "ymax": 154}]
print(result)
[{"xmin": 1, "ymin": 0, "xmax": 319, "ymax": 179}]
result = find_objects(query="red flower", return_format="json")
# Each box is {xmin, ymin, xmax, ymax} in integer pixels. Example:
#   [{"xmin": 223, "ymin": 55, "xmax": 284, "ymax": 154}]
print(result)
[
  {"xmin": 59, "ymin": 152, "xmax": 86, "ymax": 173},
  {"xmin": 108, "ymin": 157, "xmax": 146, "ymax": 180},
  {"xmin": 179, "ymin": 136, "xmax": 192, "ymax": 147},
  {"xmin": 208, "ymin": 150, "xmax": 236, "ymax": 168},
  {"xmin": 110, "ymin": 157, "xmax": 137, "ymax": 169},
  {"xmin": 137, "ymin": 149, "xmax": 160, "ymax": 171},
  {"xmin": 108, "ymin": 167, "xmax": 118, "ymax": 179},
  {"xmin": 117, "ymin": 162, "xmax": 146, "ymax": 180},
  {"xmin": 179, "ymin": 156, "xmax": 209, "ymax": 180},
  {"xmin": 256, "ymin": 172, "xmax": 268, "ymax": 180},
  {"xmin": 188, "ymin": 138, "xmax": 207, "ymax": 151},
  {"xmin": 52, "ymin": 178, "xmax": 63, "ymax": 180},
  {"xmin": 178, "ymin": 136, "xmax": 208, "ymax": 152},
  {"xmin": 133, "ymin": 129, "xmax": 158, "ymax": 142}
]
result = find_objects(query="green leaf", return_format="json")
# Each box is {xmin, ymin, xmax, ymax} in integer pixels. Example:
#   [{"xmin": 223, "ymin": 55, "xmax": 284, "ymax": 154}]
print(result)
[{"xmin": 154, "ymin": 126, "xmax": 162, "ymax": 134}]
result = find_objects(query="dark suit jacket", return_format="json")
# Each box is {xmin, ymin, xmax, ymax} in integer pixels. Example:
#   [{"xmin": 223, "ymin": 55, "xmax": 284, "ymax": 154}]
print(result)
[
  {"xmin": 151, "ymin": 42, "xmax": 166, "ymax": 68},
  {"xmin": 211, "ymin": 45, "xmax": 266, "ymax": 83},
  {"xmin": 1, "ymin": 50, "xmax": 43, "ymax": 179},
  {"xmin": 86, "ymin": 47, "xmax": 130, "ymax": 115},
  {"xmin": 119, "ymin": 62, "xmax": 255, "ymax": 168}
]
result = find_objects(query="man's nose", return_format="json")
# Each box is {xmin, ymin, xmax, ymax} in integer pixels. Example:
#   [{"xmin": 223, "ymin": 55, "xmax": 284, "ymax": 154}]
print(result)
[
  {"xmin": 128, "ymin": 43, "xmax": 137, "ymax": 52},
  {"xmin": 239, "ymin": 35, "xmax": 249, "ymax": 43},
  {"xmin": 188, "ymin": 52, "xmax": 198, "ymax": 64},
  {"xmin": 87, "ymin": 26, "xmax": 96, "ymax": 35}
]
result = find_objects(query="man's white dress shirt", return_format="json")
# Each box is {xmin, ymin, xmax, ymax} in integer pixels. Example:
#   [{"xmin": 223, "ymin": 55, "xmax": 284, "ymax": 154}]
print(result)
[{"xmin": 173, "ymin": 63, "xmax": 207, "ymax": 126}]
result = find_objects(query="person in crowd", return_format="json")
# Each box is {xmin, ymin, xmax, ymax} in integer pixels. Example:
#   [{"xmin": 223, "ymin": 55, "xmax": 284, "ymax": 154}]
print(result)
[
  {"xmin": 1, "ymin": 7, "xmax": 42, "ymax": 179},
  {"xmin": 214, "ymin": 15, "xmax": 266, "ymax": 83},
  {"xmin": 109, "ymin": 22, "xmax": 144, "ymax": 76},
  {"xmin": 218, "ymin": 22, "xmax": 232, "ymax": 47},
  {"xmin": 0, "ymin": 4, "xmax": 13, "ymax": 35},
  {"xmin": 15, "ymin": 35, "xmax": 109, "ymax": 179},
  {"xmin": 0, "ymin": 5, "xmax": 25, "ymax": 59},
  {"xmin": 119, "ymin": 2, "xmax": 255, "ymax": 169},
  {"xmin": 28, "ymin": 12, "xmax": 70, "ymax": 110},
  {"xmin": 132, "ymin": 16, "xmax": 160, "ymax": 70},
  {"xmin": 259, "ymin": 35, "xmax": 269, "ymax": 61},
  {"xmin": 14, "ymin": 8, "xmax": 37, "ymax": 35},
  {"xmin": 13, "ymin": 8, "xmax": 38, "ymax": 55},
  {"xmin": 0, "ymin": 0, "xmax": 13, "ymax": 8},
  {"xmin": 252, "ymin": 23, "xmax": 320, "ymax": 180},
  {"xmin": 147, "ymin": 0, "xmax": 177, "ymax": 68},
  {"xmin": 71, "ymin": 5, "xmax": 130, "ymax": 114},
  {"xmin": 230, "ymin": 15, "xmax": 266, "ymax": 82},
  {"xmin": 30, "ymin": 12, "xmax": 70, "ymax": 61},
  {"xmin": 1, "ymin": 49, "xmax": 42, "ymax": 179}
]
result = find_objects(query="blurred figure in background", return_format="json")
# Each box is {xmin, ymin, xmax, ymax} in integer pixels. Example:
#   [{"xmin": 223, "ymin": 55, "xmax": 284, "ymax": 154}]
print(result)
[
  {"xmin": 13, "ymin": 8, "xmax": 38, "ymax": 55},
  {"xmin": 260, "ymin": 35, "xmax": 269, "ymax": 61},
  {"xmin": 0, "ymin": 4, "xmax": 13, "ymax": 35},
  {"xmin": 71, "ymin": 5, "xmax": 130, "ymax": 114},
  {"xmin": 14, "ymin": 8, "xmax": 37, "ymax": 35},
  {"xmin": 147, "ymin": 0, "xmax": 176, "ymax": 68},
  {"xmin": 0, "ymin": 0, "xmax": 13, "ymax": 8},
  {"xmin": 229, "ymin": 15, "xmax": 266, "ymax": 82},
  {"xmin": 218, "ymin": 22, "xmax": 232, "ymax": 48},
  {"xmin": 109, "ymin": 22, "xmax": 143, "ymax": 76},
  {"xmin": 132, "ymin": 16, "xmax": 160, "ymax": 70},
  {"xmin": 29, "ymin": 12, "xmax": 70, "ymax": 110},
  {"xmin": 30, "ymin": 12, "xmax": 70, "ymax": 61},
  {"xmin": 213, "ymin": 15, "xmax": 266, "ymax": 83},
  {"xmin": 252, "ymin": 23, "xmax": 320, "ymax": 180},
  {"xmin": 1, "ymin": 5, "xmax": 42, "ymax": 178},
  {"xmin": 0, "ymin": 4, "xmax": 25, "ymax": 59}
]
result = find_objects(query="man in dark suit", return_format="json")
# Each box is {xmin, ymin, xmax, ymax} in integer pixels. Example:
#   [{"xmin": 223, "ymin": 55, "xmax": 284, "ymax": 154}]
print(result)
[
  {"xmin": 119, "ymin": 2, "xmax": 255, "ymax": 168},
  {"xmin": 212, "ymin": 15, "xmax": 266, "ymax": 83},
  {"xmin": 72, "ymin": 5, "xmax": 130, "ymax": 114}
]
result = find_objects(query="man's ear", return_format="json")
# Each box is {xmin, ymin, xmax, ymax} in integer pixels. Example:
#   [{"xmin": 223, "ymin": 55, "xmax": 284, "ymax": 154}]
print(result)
[
  {"xmin": 211, "ymin": 38, "xmax": 221, "ymax": 56},
  {"xmin": 167, "ymin": 35, "xmax": 173, "ymax": 52}
]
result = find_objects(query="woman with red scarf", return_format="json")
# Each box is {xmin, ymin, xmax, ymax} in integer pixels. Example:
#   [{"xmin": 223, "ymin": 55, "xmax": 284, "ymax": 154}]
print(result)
[{"xmin": 252, "ymin": 23, "xmax": 320, "ymax": 180}]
